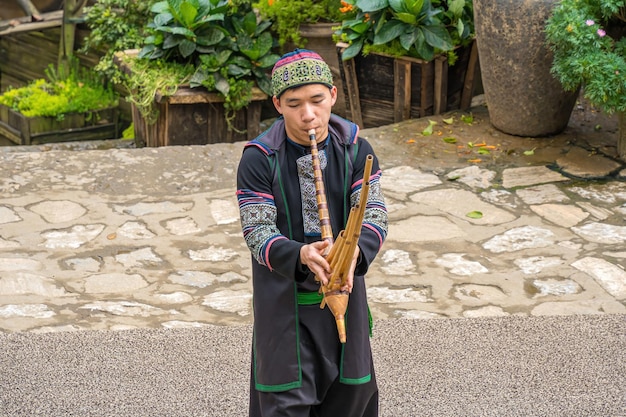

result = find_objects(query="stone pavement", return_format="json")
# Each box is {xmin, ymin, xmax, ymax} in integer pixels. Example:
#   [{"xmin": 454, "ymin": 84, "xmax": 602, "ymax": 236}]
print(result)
[
  {"xmin": 0, "ymin": 102, "xmax": 625, "ymax": 415},
  {"xmin": 0, "ymin": 103, "xmax": 625, "ymax": 331}
]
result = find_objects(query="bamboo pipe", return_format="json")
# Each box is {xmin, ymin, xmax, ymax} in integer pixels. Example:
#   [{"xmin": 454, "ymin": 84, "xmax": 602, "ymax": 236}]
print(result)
[
  {"xmin": 308, "ymin": 128, "xmax": 375, "ymax": 343},
  {"xmin": 328, "ymin": 154, "xmax": 373, "ymax": 281},
  {"xmin": 336, "ymin": 160, "xmax": 372, "ymax": 276},
  {"xmin": 308, "ymin": 128, "xmax": 348, "ymax": 342},
  {"xmin": 308, "ymin": 129, "xmax": 334, "ymax": 255},
  {"xmin": 326, "ymin": 152, "xmax": 372, "ymax": 273}
]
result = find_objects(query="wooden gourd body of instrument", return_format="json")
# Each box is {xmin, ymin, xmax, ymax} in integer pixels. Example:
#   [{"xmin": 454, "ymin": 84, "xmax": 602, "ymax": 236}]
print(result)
[{"xmin": 308, "ymin": 129, "xmax": 373, "ymax": 343}]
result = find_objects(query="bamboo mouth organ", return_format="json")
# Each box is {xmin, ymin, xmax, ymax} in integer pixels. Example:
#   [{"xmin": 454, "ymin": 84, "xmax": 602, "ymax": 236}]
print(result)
[{"xmin": 308, "ymin": 129, "xmax": 373, "ymax": 343}]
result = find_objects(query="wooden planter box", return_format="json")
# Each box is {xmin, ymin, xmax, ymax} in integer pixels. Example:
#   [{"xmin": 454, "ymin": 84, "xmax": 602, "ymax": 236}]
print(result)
[
  {"xmin": 0, "ymin": 104, "xmax": 119, "ymax": 145},
  {"xmin": 337, "ymin": 41, "xmax": 479, "ymax": 128},
  {"xmin": 132, "ymin": 87, "xmax": 267, "ymax": 147},
  {"xmin": 115, "ymin": 50, "xmax": 267, "ymax": 147}
]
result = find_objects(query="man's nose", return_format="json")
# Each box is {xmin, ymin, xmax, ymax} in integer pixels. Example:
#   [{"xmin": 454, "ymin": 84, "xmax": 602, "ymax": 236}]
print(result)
[{"xmin": 301, "ymin": 103, "xmax": 315, "ymax": 121}]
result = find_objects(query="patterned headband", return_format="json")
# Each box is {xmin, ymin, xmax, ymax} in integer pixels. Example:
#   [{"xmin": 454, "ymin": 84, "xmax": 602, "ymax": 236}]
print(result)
[{"xmin": 271, "ymin": 49, "xmax": 334, "ymax": 98}]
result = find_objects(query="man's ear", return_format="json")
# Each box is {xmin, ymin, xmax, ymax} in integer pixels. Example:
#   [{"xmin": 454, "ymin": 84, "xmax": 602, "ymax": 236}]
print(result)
[
  {"xmin": 330, "ymin": 86, "xmax": 338, "ymax": 106},
  {"xmin": 272, "ymin": 96, "xmax": 282, "ymax": 114}
]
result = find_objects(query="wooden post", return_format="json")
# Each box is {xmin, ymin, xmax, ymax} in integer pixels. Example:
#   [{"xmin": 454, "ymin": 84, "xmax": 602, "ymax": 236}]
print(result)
[
  {"xmin": 341, "ymin": 57, "xmax": 364, "ymax": 128},
  {"xmin": 460, "ymin": 41, "xmax": 479, "ymax": 110},
  {"xmin": 58, "ymin": 0, "xmax": 86, "ymax": 70},
  {"xmin": 618, "ymin": 111, "xmax": 626, "ymax": 162},
  {"xmin": 393, "ymin": 59, "xmax": 411, "ymax": 123},
  {"xmin": 16, "ymin": 0, "xmax": 41, "ymax": 20},
  {"xmin": 433, "ymin": 55, "xmax": 448, "ymax": 115}
]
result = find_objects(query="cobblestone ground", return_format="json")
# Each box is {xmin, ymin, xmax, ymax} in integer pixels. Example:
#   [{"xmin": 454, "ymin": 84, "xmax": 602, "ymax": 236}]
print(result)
[{"xmin": 0, "ymin": 103, "xmax": 624, "ymax": 333}]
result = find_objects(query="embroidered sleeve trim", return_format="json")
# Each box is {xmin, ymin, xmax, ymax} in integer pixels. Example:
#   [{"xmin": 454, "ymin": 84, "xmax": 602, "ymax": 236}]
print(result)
[{"xmin": 237, "ymin": 188, "xmax": 287, "ymax": 268}]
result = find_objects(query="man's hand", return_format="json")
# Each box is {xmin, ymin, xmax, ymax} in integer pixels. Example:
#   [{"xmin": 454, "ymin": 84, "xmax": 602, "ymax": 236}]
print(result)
[
  {"xmin": 342, "ymin": 246, "xmax": 360, "ymax": 293},
  {"xmin": 300, "ymin": 241, "xmax": 332, "ymax": 285}
]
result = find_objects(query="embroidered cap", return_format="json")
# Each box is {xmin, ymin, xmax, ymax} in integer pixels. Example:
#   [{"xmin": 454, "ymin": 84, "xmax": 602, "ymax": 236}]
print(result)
[{"xmin": 271, "ymin": 49, "xmax": 333, "ymax": 98}]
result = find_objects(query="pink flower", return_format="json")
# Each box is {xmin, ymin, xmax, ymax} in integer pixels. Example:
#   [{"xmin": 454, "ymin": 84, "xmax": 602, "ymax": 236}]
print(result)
[
  {"xmin": 597, "ymin": 29, "xmax": 606, "ymax": 37},
  {"xmin": 585, "ymin": 19, "xmax": 595, "ymax": 26}
]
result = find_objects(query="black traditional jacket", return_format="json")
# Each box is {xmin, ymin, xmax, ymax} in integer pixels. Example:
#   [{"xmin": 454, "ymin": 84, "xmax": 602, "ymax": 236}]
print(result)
[{"xmin": 236, "ymin": 114, "xmax": 388, "ymax": 392}]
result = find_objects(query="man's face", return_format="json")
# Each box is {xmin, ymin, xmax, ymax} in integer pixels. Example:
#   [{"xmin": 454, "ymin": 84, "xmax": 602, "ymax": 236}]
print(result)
[{"xmin": 273, "ymin": 83, "xmax": 337, "ymax": 146}]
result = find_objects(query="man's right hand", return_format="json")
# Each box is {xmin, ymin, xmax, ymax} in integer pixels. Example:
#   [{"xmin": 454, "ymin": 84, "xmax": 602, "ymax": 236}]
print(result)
[{"xmin": 299, "ymin": 241, "xmax": 332, "ymax": 286}]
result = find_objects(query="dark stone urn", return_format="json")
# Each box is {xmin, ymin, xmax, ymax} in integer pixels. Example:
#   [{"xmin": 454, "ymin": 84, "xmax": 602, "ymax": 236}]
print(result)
[{"xmin": 473, "ymin": 0, "xmax": 579, "ymax": 137}]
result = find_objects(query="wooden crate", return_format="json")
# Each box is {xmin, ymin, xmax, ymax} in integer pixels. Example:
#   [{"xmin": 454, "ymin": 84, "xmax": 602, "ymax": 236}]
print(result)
[
  {"xmin": 132, "ymin": 87, "xmax": 268, "ymax": 147},
  {"xmin": 337, "ymin": 41, "xmax": 478, "ymax": 128},
  {"xmin": 0, "ymin": 104, "xmax": 119, "ymax": 145},
  {"xmin": 115, "ymin": 50, "xmax": 268, "ymax": 147}
]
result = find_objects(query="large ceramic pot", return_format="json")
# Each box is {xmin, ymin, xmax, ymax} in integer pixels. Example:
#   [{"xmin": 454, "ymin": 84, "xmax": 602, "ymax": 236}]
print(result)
[{"xmin": 473, "ymin": 0, "xmax": 578, "ymax": 137}]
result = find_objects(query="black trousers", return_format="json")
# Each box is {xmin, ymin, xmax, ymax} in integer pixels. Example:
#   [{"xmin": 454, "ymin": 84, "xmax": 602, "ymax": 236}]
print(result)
[{"xmin": 249, "ymin": 304, "xmax": 379, "ymax": 417}]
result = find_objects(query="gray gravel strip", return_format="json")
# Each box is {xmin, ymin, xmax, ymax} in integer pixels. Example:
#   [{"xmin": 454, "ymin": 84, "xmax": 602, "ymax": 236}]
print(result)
[{"xmin": 1, "ymin": 315, "xmax": 624, "ymax": 416}]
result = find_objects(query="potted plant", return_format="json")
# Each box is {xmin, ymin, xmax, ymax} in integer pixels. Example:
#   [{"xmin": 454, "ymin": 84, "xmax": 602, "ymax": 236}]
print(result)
[
  {"xmin": 80, "ymin": 0, "xmax": 155, "ymax": 90},
  {"xmin": 545, "ymin": 0, "xmax": 626, "ymax": 159},
  {"xmin": 253, "ymin": 0, "xmax": 346, "ymax": 47},
  {"xmin": 0, "ymin": 61, "xmax": 119, "ymax": 145},
  {"xmin": 79, "ymin": 0, "xmax": 156, "ymax": 134},
  {"xmin": 334, "ymin": 0, "xmax": 477, "ymax": 128},
  {"xmin": 472, "ymin": 0, "xmax": 581, "ymax": 137},
  {"xmin": 85, "ymin": 0, "xmax": 280, "ymax": 147}
]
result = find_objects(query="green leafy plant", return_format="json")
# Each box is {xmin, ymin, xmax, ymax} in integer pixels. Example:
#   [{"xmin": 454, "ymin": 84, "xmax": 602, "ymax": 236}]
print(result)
[
  {"xmin": 126, "ymin": 0, "xmax": 280, "ymax": 126},
  {"xmin": 335, "ymin": 0, "xmax": 474, "ymax": 61},
  {"xmin": 0, "ymin": 61, "xmax": 118, "ymax": 119},
  {"xmin": 81, "ymin": 0, "xmax": 156, "ymax": 88},
  {"xmin": 545, "ymin": 0, "xmax": 626, "ymax": 113},
  {"xmin": 119, "ymin": 56, "xmax": 195, "ymax": 124},
  {"xmin": 254, "ymin": 0, "xmax": 347, "ymax": 47}
]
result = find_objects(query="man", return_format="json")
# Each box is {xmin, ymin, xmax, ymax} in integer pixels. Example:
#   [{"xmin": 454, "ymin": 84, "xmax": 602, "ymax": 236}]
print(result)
[{"xmin": 236, "ymin": 49, "xmax": 388, "ymax": 417}]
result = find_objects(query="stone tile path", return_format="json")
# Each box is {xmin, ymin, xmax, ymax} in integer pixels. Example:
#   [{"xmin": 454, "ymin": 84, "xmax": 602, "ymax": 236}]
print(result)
[{"xmin": 0, "ymin": 106, "xmax": 625, "ymax": 333}]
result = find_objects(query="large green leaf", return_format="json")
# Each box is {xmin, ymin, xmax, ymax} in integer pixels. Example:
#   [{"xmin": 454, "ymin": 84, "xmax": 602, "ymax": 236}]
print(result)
[
  {"xmin": 394, "ymin": 12, "xmax": 417, "ymax": 25},
  {"xmin": 414, "ymin": 30, "xmax": 434, "ymax": 60},
  {"xmin": 352, "ymin": 21, "xmax": 372, "ymax": 36},
  {"xmin": 407, "ymin": 0, "xmax": 425, "ymax": 14},
  {"xmin": 229, "ymin": 55, "xmax": 253, "ymax": 69},
  {"xmin": 154, "ymin": 13, "xmax": 173, "ymax": 27},
  {"xmin": 255, "ymin": 19, "xmax": 272, "ymax": 36},
  {"xmin": 357, "ymin": 0, "xmax": 389, "ymax": 12},
  {"xmin": 214, "ymin": 73, "xmax": 230, "ymax": 97},
  {"xmin": 227, "ymin": 63, "xmax": 251, "ymax": 78},
  {"xmin": 150, "ymin": 1, "xmax": 169, "ymax": 14},
  {"xmin": 137, "ymin": 44, "xmax": 157, "ymax": 59},
  {"xmin": 374, "ymin": 20, "xmax": 405, "ymax": 44},
  {"xmin": 167, "ymin": 0, "xmax": 184, "ymax": 23},
  {"xmin": 257, "ymin": 53, "xmax": 280, "ymax": 69},
  {"xmin": 189, "ymin": 68, "xmax": 208, "ymax": 88},
  {"xmin": 179, "ymin": 1, "xmax": 199, "ymax": 27},
  {"xmin": 448, "ymin": 0, "xmax": 465, "ymax": 16},
  {"xmin": 256, "ymin": 75, "xmax": 272, "ymax": 96},
  {"xmin": 422, "ymin": 24, "xmax": 454, "ymax": 50},
  {"xmin": 456, "ymin": 19, "xmax": 465, "ymax": 38},
  {"xmin": 255, "ymin": 32, "xmax": 274, "ymax": 56},
  {"xmin": 159, "ymin": 26, "xmax": 196, "ymax": 39},
  {"xmin": 199, "ymin": 49, "xmax": 232, "ymax": 70},
  {"xmin": 178, "ymin": 39, "xmax": 197, "ymax": 57},
  {"xmin": 389, "ymin": 0, "xmax": 424, "ymax": 14},
  {"xmin": 399, "ymin": 29, "xmax": 419, "ymax": 51},
  {"xmin": 196, "ymin": 27, "xmax": 225, "ymax": 46},
  {"xmin": 341, "ymin": 40, "xmax": 364, "ymax": 60},
  {"xmin": 237, "ymin": 35, "xmax": 255, "ymax": 59},
  {"xmin": 162, "ymin": 34, "xmax": 181, "ymax": 49},
  {"xmin": 238, "ymin": 31, "xmax": 274, "ymax": 61},
  {"xmin": 241, "ymin": 11, "xmax": 257, "ymax": 35}
]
